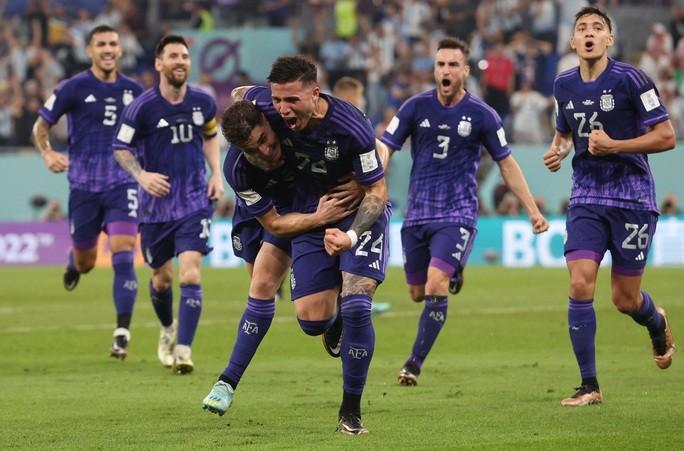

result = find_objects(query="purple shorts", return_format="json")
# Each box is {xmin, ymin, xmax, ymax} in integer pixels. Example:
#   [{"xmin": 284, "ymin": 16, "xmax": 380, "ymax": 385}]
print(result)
[
  {"xmin": 68, "ymin": 183, "xmax": 138, "ymax": 249},
  {"xmin": 289, "ymin": 205, "xmax": 391, "ymax": 301},
  {"xmin": 140, "ymin": 206, "xmax": 214, "ymax": 269},
  {"xmin": 565, "ymin": 205, "xmax": 658, "ymax": 275},
  {"xmin": 401, "ymin": 222, "xmax": 476, "ymax": 285},
  {"xmin": 231, "ymin": 219, "xmax": 291, "ymax": 264}
]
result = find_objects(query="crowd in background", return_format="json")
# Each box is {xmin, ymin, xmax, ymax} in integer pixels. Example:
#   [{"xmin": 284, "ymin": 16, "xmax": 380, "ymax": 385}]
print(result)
[{"xmin": 1, "ymin": 0, "xmax": 682, "ymax": 217}]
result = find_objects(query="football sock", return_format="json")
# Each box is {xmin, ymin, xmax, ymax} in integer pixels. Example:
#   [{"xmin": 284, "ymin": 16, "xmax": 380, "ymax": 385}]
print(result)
[
  {"xmin": 630, "ymin": 291, "xmax": 664, "ymax": 338},
  {"xmin": 150, "ymin": 280, "xmax": 173, "ymax": 327},
  {"xmin": 297, "ymin": 316, "xmax": 336, "ymax": 336},
  {"xmin": 67, "ymin": 250, "xmax": 77, "ymax": 272},
  {"xmin": 177, "ymin": 284, "xmax": 202, "ymax": 346},
  {"xmin": 112, "ymin": 251, "xmax": 137, "ymax": 330},
  {"xmin": 408, "ymin": 295, "xmax": 448, "ymax": 368},
  {"xmin": 340, "ymin": 295, "xmax": 374, "ymax": 396},
  {"xmin": 582, "ymin": 376, "xmax": 600, "ymax": 389},
  {"xmin": 339, "ymin": 391, "xmax": 362, "ymax": 418},
  {"xmin": 220, "ymin": 297, "xmax": 276, "ymax": 389},
  {"xmin": 568, "ymin": 298, "xmax": 597, "ymax": 380}
]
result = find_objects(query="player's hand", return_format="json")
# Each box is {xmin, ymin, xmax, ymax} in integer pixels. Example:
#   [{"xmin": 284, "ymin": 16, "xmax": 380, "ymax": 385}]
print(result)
[
  {"xmin": 42, "ymin": 149, "xmax": 69, "ymax": 173},
  {"xmin": 328, "ymin": 174, "xmax": 364, "ymax": 211},
  {"xmin": 530, "ymin": 212, "xmax": 549, "ymax": 234},
  {"xmin": 324, "ymin": 228, "xmax": 352, "ymax": 256},
  {"xmin": 207, "ymin": 173, "xmax": 225, "ymax": 201},
  {"xmin": 588, "ymin": 129, "xmax": 616, "ymax": 156},
  {"xmin": 543, "ymin": 146, "xmax": 563, "ymax": 172},
  {"xmin": 138, "ymin": 170, "xmax": 170, "ymax": 197},
  {"xmin": 316, "ymin": 195, "xmax": 352, "ymax": 225}
]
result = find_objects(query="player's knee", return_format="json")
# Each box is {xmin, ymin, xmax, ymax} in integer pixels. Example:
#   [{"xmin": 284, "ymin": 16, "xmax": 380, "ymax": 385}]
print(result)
[
  {"xmin": 179, "ymin": 267, "xmax": 201, "ymax": 286},
  {"xmin": 151, "ymin": 272, "xmax": 173, "ymax": 292},
  {"xmin": 569, "ymin": 277, "xmax": 595, "ymax": 299},
  {"xmin": 612, "ymin": 291, "xmax": 640, "ymax": 314},
  {"xmin": 74, "ymin": 256, "xmax": 95, "ymax": 273},
  {"xmin": 297, "ymin": 317, "xmax": 330, "ymax": 336},
  {"xmin": 250, "ymin": 276, "xmax": 280, "ymax": 299}
]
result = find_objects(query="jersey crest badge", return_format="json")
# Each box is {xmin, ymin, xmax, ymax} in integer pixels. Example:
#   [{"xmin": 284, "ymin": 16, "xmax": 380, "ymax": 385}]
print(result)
[
  {"xmin": 232, "ymin": 235, "xmax": 243, "ymax": 252},
  {"xmin": 324, "ymin": 138, "xmax": 339, "ymax": 160},
  {"xmin": 122, "ymin": 90, "xmax": 134, "ymax": 106},
  {"xmin": 457, "ymin": 117, "xmax": 472, "ymax": 137},
  {"xmin": 600, "ymin": 91, "xmax": 614, "ymax": 112},
  {"xmin": 192, "ymin": 107, "xmax": 204, "ymax": 126}
]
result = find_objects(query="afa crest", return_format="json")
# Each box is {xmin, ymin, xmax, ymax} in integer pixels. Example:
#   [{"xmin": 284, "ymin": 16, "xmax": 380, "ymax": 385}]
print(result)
[
  {"xmin": 122, "ymin": 90, "xmax": 134, "ymax": 106},
  {"xmin": 232, "ymin": 235, "xmax": 242, "ymax": 252},
  {"xmin": 600, "ymin": 91, "xmax": 614, "ymax": 112},
  {"xmin": 192, "ymin": 107, "xmax": 204, "ymax": 126},
  {"xmin": 457, "ymin": 116, "xmax": 472, "ymax": 137},
  {"xmin": 324, "ymin": 138, "xmax": 339, "ymax": 160}
]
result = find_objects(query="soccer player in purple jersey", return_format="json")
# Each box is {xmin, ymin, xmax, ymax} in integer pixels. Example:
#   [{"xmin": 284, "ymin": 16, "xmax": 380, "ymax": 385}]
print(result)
[
  {"xmin": 543, "ymin": 7, "xmax": 676, "ymax": 407},
  {"xmin": 113, "ymin": 35, "xmax": 224, "ymax": 374},
  {"xmin": 32, "ymin": 25, "xmax": 144, "ymax": 360},
  {"xmin": 203, "ymin": 100, "xmax": 360, "ymax": 417},
  {"xmin": 380, "ymin": 37, "xmax": 549, "ymax": 386},
  {"xmin": 227, "ymin": 57, "xmax": 389, "ymax": 435}
]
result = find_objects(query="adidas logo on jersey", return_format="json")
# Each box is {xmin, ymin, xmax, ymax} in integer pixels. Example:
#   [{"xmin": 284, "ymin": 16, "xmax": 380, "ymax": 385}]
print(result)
[
  {"xmin": 419, "ymin": 118, "xmax": 431, "ymax": 128},
  {"xmin": 635, "ymin": 251, "xmax": 645, "ymax": 261},
  {"xmin": 156, "ymin": 118, "xmax": 169, "ymax": 128},
  {"xmin": 84, "ymin": 94, "xmax": 97, "ymax": 103},
  {"xmin": 368, "ymin": 260, "xmax": 381, "ymax": 270},
  {"xmin": 565, "ymin": 101, "xmax": 574, "ymax": 110}
]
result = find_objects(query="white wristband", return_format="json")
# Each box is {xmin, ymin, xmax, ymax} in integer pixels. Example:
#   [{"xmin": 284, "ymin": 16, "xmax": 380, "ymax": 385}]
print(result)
[{"xmin": 346, "ymin": 230, "xmax": 358, "ymax": 247}]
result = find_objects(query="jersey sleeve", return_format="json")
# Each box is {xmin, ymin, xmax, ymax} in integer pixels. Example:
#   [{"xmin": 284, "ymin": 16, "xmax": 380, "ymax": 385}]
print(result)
[
  {"xmin": 380, "ymin": 97, "xmax": 416, "ymax": 151},
  {"xmin": 202, "ymin": 96, "xmax": 218, "ymax": 138},
  {"xmin": 224, "ymin": 146, "xmax": 275, "ymax": 218},
  {"xmin": 38, "ymin": 79, "xmax": 74, "ymax": 125},
  {"xmin": 553, "ymin": 80, "xmax": 571, "ymax": 134},
  {"xmin": 626, "ymin": 68, "xmax": 670, "ymax": 128},
  {"xmin": 480, "ymin": 108, "xmax": 511, "ymax": 161},
  {"xmin": 349, "ymin": 116, "xmax": 385, "ymax": 185},
  {"xmin": 112, "ymin": 96, "xmax": 143, "ymax": 153}
]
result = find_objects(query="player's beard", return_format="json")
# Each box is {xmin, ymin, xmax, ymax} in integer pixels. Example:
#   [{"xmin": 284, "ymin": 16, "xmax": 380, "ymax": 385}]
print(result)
[
  {"xmin": 439, "ymin": 78, "xmax": 461, "ymax": 104},
  {"xmin": 165, "ymin": 67, "xmax": 188, "ymax": 88}
]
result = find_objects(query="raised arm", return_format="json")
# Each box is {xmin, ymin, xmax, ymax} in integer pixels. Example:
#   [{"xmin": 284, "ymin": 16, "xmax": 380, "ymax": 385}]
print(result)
[{"xmin": 32, "ymin": 116, "xmax": 68, "ymax": 173}]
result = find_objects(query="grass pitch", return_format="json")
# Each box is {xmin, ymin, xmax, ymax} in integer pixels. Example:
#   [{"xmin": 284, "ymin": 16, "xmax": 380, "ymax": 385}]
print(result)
[{"xmin": 1, "ymin": 266, "xmax": 682, "ymax": 450}]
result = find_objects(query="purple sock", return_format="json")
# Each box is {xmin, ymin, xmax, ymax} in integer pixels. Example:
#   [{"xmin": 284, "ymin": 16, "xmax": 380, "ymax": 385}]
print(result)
[
  {"xmin": 340, "ymin": 295, "xmax": 374, "ymax": 396},
  {"xmin": 67, "ymin": 250, "xmax": 76, "ymax": 271},
  {"xmin": 112, "ymin": 251, "xmax": 137, "ymax": 329},
  {"xmin": 630, "ymin": 291, "xmax": 664, "ymax": 338},
  {"xmin": 408, "ymin": 295, "xmax": 448, "ymax": 368},
  {"xmin": 568, "ymin": 298, "xmax": 597, "ymax": 379},
  {"xmin": 150, "ymin": 280, "xmax": 173, "ymax": 327},
  {"xmin": 297, "ymin": 316, "xmax": 336, "ymax": 336},
  {"xmin": 177, "ymin": 284, "xmax": 202, "ymax": 346},
  {"xmin": 220, "ymin": 297, "xmax": 276, "ymax": 388}
]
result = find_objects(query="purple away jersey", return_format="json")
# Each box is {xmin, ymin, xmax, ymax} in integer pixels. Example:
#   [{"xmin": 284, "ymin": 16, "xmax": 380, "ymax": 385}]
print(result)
[
  {"xmin": 113, "ymin": 85, "xmax": 218, "ymax": 223},
  {"xmin": 381, "ymin": 90, "xmax": 511, "ymax": 228},
  {"xmin": 244, "ymin": 86, "xmax": 385, "ymax": 213},
  {"xmin": 38, "ymin": 70, "xmax": 143, "ymax": 192},
  {"xmin": 554, "ymin": 59, "xmax": 669, "ymax": 212}
]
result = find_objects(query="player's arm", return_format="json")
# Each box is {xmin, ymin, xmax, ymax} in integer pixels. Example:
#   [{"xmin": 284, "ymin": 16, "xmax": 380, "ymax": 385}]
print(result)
[
  {"xmin": 543, "ymin": 130, "xmax": 573, "ymax": 172},
  {"xmin": 114, "ymin": 149, "xmax": 171, "ymax": 197},
  {"xmin": 32, "ymin": 115, "xmax": 68, "ymax": 173},
  {"xmin": 588, "ymin": 119, "xmax": 676, "ymax": 157},
  {"xmin": 231, "ymin": 85, "xmax": 255, "ymax": 102},
  {"xmin": 324, "ymin": 177, "xmax": 388, "ymax": 256},
  {"xmin": 257, "ymin": 195, "xmax": 351, "ymax": 237},
  {"xmin": 497, "ymin": 155, "xmax": 549, "ymax": 234},
  {"xmin": 202, "ymin": 130, "xmax": 224, "ymax": 201}
]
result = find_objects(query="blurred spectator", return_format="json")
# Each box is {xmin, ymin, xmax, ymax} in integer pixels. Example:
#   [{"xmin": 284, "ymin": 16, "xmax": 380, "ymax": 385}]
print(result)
[
  {"xmin": 26, "ymin": 0, "xmax": 49, "ymax": 48},
  {"xmin": 639, "ymin": 23, "xmax": 674, "ymax": 91},
  {"xmin": 262, "ymin": 0, "xmax": 290, "ymax": 27},
  {"xmin": 530, "ymin": 0, "xmax": 557, "ymax": 47},
  {"xmin": 510, "ymin": 78, "xmax": 551, "ymax": 144},
  {"xmin": 118, "ymin": 23, "xmax": 144, "ymax": 72},
  {"xmin": 670, "ymin": 5, "xmax": 684, "ymax": 48},
  {"xmin": 496, "ymin": 191, "xmax": 522, "ymax": 216},
  {"xmin": 189, "ymin": 2, "xmax": 215, "ymax": 30},
  {"xmin": 0, "ymin": 88, "xmax": 12, "ymax": 146},
  {"xmin": 333, "ymin": 76, "xmax": 365, "ymax": 111},
  {"xmin": 334, "ymin": 0, "xmax": 358, "ymax": 39},
  {"xmin": 481, "ymin": 39, "xmax": 515, "ymax": 121},
  {"xmin": 12, "ymin": 94, "xmax": 41, "ymax": 146},
  {"xmin": 39, "ymin": 199, "xmax": 66, "ymax": 221},
  {"xmin": 196, "ymin": 73, "xmax": 217, "ymax": 98},
  {"xmin": 660, "ymin": 193, "xmax": 681, "ymax": 216}
]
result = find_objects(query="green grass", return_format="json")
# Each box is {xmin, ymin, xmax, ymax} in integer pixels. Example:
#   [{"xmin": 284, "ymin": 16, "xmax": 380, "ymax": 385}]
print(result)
[{"xmin": 1, "ymin": 266, "xmax": 682, "ymax": 450}]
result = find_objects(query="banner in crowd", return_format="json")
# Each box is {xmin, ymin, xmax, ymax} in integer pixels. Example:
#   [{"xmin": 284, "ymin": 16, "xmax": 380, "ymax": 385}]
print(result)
[{"xmin": 2, "ymin": 218, "xmax": 683, "ymax": 267}]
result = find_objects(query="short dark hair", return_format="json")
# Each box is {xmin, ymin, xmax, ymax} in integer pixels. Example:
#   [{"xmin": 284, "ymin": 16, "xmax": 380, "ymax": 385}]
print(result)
[
  {"xmin": 87, "ymin": 24, "xmax": 117, "ymax": 45},
  {"xmin": 155, "ymin": 34, "xmax": 189, "ymax": 57},
  {"xmin": 574, "ymin": 6, "xmax": 612, "ymax": 33},
  {"xmin": 437, "ymin": 37, "xmax": 470, "ymax": 60},
  {"xmin": 267, "ymin": 56, "xmax": 317, "ymax": 85},
  {"xmin": 221, "ymin": 100, "xmax": 264, "ymax": 148},
  {"xmin": 333, "ymin": 76, "xmax": 363, "ymax": 95}
]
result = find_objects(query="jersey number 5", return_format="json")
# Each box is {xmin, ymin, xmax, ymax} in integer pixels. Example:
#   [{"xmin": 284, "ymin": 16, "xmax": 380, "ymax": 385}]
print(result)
[{"xmin": 103, "ymin": 105, "xmax": 117, "ymax": 126}]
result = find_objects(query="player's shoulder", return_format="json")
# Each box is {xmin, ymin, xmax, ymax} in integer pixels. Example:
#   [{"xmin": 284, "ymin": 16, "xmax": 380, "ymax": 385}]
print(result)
[
  {"xmin": 399, "ymin": 89, "xmax": 436, "ymax": 112},
  {"xmin": 326, "ymin": 95, "xmax": 374, "ymax": 144},
  {"xmin": 553, "ymin": 66, "xmax": 579, "ymax": 88},
  {"xmin": 608, "ymin": 59, "xmax": 652, "ymax": 89},
  {"xmin": 118, "ymin": 73, "xmax": 144, "ymax": 92},
  {"xmin": 123, "ymin": 87, "xmax": 158, "ymax": 117},
  {"xmin": 56, "ymin": 70, "xmax": 91, "ymax": 92},
  {"xmin": 224, "ymin": 145, "xmax": 259, "ymax": 189}
]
